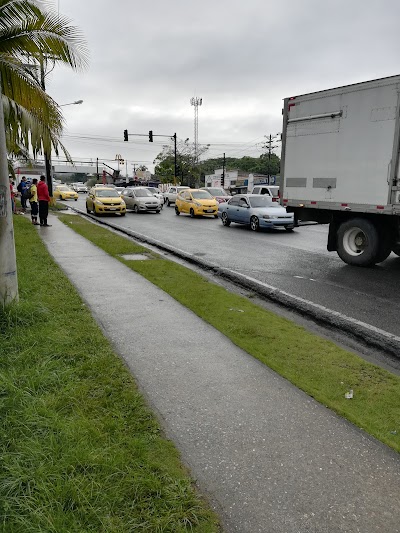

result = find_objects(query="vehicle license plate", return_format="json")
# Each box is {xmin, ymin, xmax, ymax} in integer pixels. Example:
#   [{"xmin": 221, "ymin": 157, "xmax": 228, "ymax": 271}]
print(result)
[
  {"xmin": 108, "ymin": 207, "xmax": 117, "ymax": 211},
  {"xmin": 206, "ymin": 209, "xmax": 214, "ymax": 213}
]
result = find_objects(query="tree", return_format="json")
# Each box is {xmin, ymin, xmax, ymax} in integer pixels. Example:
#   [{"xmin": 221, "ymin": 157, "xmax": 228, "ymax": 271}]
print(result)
[
  {"xmin": 154, "ymin": 140, "xmax": 209, "ymax": 186},
  {"xmin": 0, "ymin": 0, "xmax": 88, "ymax": 306},
  {"xmin": 198, "ymin": 154, "xmax": 280, "ymax": 177},
  {"xmin": 0, "ymin": 0, "xmax": 88, "ymax": 158}
]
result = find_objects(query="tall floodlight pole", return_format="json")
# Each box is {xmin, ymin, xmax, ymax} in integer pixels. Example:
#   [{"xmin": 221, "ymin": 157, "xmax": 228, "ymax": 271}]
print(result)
[
  {"xmin": 0, "ymin": 74, "xmax": 18, "ymax": 305},
  {"xmin": 190, "ymin": 97, "xmax": 202, "ymax": 166}
]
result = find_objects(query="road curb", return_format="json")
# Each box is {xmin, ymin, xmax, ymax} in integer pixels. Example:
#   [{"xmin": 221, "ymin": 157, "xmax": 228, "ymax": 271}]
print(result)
[{"xmin": 69, "ymin": 207, "xmax": 400, "ymax": 358}]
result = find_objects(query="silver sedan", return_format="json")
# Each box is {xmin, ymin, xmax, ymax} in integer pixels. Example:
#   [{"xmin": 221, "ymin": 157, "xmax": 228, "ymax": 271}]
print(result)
[
  {"xmin": 218, "ymin": 194, "xmax": 294, "ymax": 231},
  {"xmin": 121, "ymin": 188, "xmax": 162, "ymax": 213}
]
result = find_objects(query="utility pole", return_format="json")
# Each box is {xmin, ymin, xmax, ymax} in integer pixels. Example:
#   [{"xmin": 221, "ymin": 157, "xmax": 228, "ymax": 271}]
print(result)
[
  {"xmin": 263, "ymin": 133, "xmax": 281, "ymax": 184},
  {"xmin": 221, "ymin": 153, "xmax": 226, "ymax": 188},
  {"xmin": 40, "ymin": 57, "xmax": 53, "ymax": 197},
  {"xmin": 0, "ymin": 74, "xmax": 18, "ymax": 304},
  {"xmin": 173, "ymin": 133, "xmax": 177, "ymax": 185}
]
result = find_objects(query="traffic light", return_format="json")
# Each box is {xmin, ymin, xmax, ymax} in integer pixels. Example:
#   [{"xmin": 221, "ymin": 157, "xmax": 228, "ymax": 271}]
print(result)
[
  {"xmin": 149, "ymin": 130, "xmax": 153, "ymax": 142},
  {"xmin": 123, "ymin": 129, "xmax": 128, "ymax": 141}
]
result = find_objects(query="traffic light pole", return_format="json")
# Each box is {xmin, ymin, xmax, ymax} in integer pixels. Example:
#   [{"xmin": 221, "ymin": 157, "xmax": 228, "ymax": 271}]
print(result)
[{"xmin": 123, "ymin": 129, "xmax": 178, "ymax": 184}]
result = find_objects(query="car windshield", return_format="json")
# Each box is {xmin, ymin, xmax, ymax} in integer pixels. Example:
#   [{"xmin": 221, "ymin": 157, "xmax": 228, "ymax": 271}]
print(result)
[
  {"xmin": 147, "ymin": 188, "xmax": 159, "ymax": 193},
  {"xmin": 192, "ymin": 191, "xmax": 212, "ymax": 199},
  {"xmin": 96, "ymin": 190, "xmax": 120, "ymax": 198},
  {"xmin": 207, "ymin": 188, "xmax": 228, "ymax": 196},
  {"xmin": 135, "ymin": 189, "xmax": 153, "ymax": 197},
  {"xmin": 249, "ymin": 197, "xmax": 279, "ymax": 208}
]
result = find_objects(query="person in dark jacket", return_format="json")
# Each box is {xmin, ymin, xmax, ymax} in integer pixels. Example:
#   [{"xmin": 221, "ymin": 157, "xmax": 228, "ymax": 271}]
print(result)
[
  {"xmin": 37, "ymin": 175, "xmax": 51, "ymax": 227},
  {"xmin": 17, "ymin": 176, "xmax": 28, "ymax": 213}
]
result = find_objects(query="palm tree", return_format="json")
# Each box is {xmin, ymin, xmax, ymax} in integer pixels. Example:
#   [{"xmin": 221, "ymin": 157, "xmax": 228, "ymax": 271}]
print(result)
[
  {"xmin": 0, "ymin": 1, "xmax": 88, "ymax": 305},
  {"xmin": 0, "ymin": 0, "xmax": 88, "ymax": 158}
]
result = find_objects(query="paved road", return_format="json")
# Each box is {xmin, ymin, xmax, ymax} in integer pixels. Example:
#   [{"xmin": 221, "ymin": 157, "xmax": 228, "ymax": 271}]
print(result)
[{"xmin": 73, "ymin": 196, "xmax": 400, "ymax": 337}]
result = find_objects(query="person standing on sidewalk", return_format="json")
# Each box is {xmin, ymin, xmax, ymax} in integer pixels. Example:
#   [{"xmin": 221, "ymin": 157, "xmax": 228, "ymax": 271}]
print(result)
[
  {"xmin": 30, "ymin": 179, "xmax": 39, "ymax": 225},
  {"xmin": 37, "ymin": 175, "xmax": 51, "ymax": 227},
  {"xmin": 17, "ymin": 176, "xmax": 28, "ymax": 213},
  {"xmin": 9, "ymin": 178, "xmax": 16, "ymax": 213}
]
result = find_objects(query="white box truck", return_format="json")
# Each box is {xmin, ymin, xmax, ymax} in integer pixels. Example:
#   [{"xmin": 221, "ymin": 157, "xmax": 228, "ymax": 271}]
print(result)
[{"xmin": 280, "ymin": 75, "xmax": 400, "ymax": 266}]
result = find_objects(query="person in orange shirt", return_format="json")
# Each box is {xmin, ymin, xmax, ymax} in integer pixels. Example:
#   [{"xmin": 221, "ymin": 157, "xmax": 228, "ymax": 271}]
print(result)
[{"xmin": 37, "ymin": 175, "xmax": 51, "ymax": 227}]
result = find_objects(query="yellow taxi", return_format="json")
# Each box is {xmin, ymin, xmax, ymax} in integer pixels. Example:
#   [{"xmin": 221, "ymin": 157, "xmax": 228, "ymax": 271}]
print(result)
[
  {"xmin": 53, "ymin": 185, "xmax": 79, "ymax": 201},
  {"xmin": 86, "ymin": 187, "xmax": 126, "ymax": 216},
  {"xmin": 175, "ymin": 189, "xmax": 219, "ymax": 218}
]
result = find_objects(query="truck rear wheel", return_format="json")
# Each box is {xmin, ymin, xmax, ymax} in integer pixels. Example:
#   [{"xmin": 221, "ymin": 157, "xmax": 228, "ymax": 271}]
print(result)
[{"xmin": 337, "ymin": 218, "xmax": 379, "ymax": 266}]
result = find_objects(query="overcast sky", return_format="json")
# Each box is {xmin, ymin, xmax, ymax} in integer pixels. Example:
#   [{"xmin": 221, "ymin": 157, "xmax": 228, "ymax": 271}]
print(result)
[{"xmin": 47, "ymin": 0, "xmax": 400, "ymax": 174}]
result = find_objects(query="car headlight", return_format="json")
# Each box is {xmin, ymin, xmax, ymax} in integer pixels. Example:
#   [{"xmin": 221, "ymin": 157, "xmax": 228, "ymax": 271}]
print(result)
[
  {"xmin": 193, "ymin": 201, "xmax": 202, "ymax": 207},
  {"xmin": 95, "ymin": 199, "xmax": 103, "ymax": 204},
  {"xmin": 262, "ymin": 215, "xmax": 272, "ymax": 220}
]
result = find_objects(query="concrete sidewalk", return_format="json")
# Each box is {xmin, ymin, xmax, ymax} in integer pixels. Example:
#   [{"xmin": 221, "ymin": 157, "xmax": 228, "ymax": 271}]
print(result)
[{"xmin": 39, "ymin": 214, "xmax": 400, "ymax": 533}]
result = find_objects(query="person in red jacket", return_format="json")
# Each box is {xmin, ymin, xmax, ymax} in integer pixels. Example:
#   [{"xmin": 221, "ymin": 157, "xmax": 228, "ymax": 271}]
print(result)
[{"xmin": 37, "ymin": 175, "xmax": 51, "ymax": 227}]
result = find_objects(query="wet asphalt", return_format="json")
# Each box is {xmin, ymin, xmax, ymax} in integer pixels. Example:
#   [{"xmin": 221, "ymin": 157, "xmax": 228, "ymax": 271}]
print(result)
[
  {"xmin": 73, "ymin": 196, "xmax": 400, "ymax": 338},
  {"xmin": 38, "ymin": 215, "xmax": 400, "ymax": 533}
]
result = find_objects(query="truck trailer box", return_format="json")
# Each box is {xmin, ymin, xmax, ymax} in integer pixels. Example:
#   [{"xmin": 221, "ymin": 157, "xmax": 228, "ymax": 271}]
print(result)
[{"xmin": 280, "ymin": 75, "xmax": 400, "ymax": 266}]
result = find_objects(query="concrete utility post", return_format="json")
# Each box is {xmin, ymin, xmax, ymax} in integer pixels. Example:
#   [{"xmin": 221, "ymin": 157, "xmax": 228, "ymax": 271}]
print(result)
[{"xmin": 0, "ymin": 75, "xmax": 18, "ymax": 305}]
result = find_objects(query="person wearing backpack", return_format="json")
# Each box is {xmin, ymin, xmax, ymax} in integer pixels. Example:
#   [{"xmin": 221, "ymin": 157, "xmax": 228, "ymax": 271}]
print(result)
[
  {"xmin": 29, "ymin": 179, "xmax": 39, "ymax": 225},
  {"xmin": 37, "ymin": 175, "xmax": 51, "ymax": 227}
]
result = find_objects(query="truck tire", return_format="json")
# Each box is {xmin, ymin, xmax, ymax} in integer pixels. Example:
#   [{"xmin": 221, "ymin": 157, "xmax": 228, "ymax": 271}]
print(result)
[
  {"xmin": 337, "ymin": 218, "xmax": 379, "ymax": 266},
  {"xmin": 392, "ymin": 244, "xmax": 400, "ymax": 257}
]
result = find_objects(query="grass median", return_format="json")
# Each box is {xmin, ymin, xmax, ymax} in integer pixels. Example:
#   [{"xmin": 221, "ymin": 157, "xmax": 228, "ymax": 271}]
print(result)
[
  {"xmin": 0, "ymin": 215, "xmax": 219, "ymax": 532},
  {"xmin": 59, "ymin": 213, "xmax": 400, "ymax": 454}
]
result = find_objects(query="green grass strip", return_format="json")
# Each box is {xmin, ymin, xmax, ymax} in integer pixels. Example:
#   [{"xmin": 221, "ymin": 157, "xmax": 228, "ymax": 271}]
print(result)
[
  {"xmin": 59, "ymin": 213, "xmax": 400, "ymax": 453},
  {"xmin": 0, "ymin": 216, "xmax": 219, "ymax": 533}
]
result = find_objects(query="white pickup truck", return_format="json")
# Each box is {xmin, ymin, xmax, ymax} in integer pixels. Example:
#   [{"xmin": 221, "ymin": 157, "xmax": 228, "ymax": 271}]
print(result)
[
  {"xmin": 164, "ymin": 186, "xmax": 190, "ymax": 206},
  {"xmin": 280, "ymin": 75, "xmax": 400, "ymax": 266}
]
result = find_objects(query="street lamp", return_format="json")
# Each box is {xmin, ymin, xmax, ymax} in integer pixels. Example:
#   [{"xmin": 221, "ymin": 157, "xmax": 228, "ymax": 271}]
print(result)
[{"xmin": 45, "ymin": 99, "xmax": 83, "ymax": 195}]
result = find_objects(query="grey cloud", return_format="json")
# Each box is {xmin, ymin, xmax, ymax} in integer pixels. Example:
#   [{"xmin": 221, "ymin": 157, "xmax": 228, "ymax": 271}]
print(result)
[{"xmin": 50, "ymin": 0, "xmax": 400, "ymax": 170}]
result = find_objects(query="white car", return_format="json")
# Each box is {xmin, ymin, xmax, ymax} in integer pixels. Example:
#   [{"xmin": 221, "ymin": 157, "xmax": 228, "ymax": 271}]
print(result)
[
  {"xmin": 164, "ymin": 186, "xmax": 190, "ymax": 206},
  {"xmin": 144, "ymin": 186, "xmax": 164, "ymax": 208},
  {"xmin": 72, "ymin": 183, "xmax": 88, "ymax": 193},
  {"xmin": 251, "ymin": 185, "xmax": 280, "ymax": 202}
]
